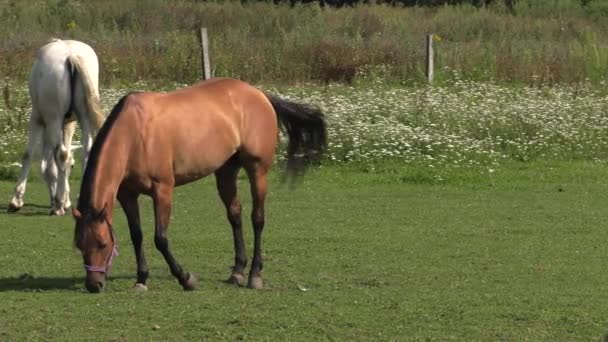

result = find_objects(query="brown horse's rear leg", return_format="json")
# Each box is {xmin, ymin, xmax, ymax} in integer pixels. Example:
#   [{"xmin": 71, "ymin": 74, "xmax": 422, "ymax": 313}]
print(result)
[
  {"xmin": 152, "ymin": 182, "xmax": 196, "ymax": 290},
  {"xmin": 215, "ymin": 157, "xmax": 247, "ymax": 286},
  {"xmin": 117, "ymin": 189, "xmax": 149, "ymax": 290},
  {"xmin": 245, "ymin": 163, "xmax": 269, "ymax": 290}
]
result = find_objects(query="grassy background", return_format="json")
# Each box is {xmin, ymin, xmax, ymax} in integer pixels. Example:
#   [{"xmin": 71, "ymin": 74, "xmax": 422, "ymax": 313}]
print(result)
[
  {"xmin": 2, "ymin": 0, "xmax": 608, "ymax": 86},
  {"xmin": 1, "ymin": 161, "xmax": 608, "ymax": 340},
  {"xmin": 5, "ymin": 80, "xmax": 608, "ymax": 180}
]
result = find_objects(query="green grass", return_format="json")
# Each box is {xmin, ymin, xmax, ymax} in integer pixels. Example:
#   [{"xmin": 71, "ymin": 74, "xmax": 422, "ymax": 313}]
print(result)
[{"xmin": 1, "ymin": 161, "xmax": 608, "ymax": 340}]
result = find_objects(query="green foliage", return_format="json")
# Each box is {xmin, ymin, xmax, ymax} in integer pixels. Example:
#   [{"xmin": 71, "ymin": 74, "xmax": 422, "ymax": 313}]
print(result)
[{"xmin": 1, "ymin": 0, "xmax": 608, "ymax": 85}]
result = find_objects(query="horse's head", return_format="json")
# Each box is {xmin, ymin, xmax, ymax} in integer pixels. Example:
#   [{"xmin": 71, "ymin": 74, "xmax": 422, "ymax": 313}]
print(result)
[{"xmin": 72, "ymin": 205, "xmax": 117, "ymax": 293}]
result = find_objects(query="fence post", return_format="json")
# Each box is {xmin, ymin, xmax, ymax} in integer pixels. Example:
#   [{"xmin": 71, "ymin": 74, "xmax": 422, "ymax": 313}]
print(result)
[
  {"xmin": 199, "ymin": 27, "xmax": 211, "ymax": 80},
  {"xmin": 426, "ymin": 34, "xmax": 434, "ymax": 84},
  {"xmin": 2, "ymin": 82, "xmax": 9, "ymax": 110}
]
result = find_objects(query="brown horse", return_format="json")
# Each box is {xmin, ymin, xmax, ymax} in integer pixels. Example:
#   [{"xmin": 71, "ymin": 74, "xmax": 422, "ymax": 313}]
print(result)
[{"xmin": 73, "ymin": 78, "xmax": 326, "ymax": 293}]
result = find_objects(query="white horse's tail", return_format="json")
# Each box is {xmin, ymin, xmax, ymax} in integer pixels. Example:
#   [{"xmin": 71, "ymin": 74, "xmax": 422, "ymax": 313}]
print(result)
[{"xmin": 67, "ymin": 55, "xmax": 105, "ymax": 132}]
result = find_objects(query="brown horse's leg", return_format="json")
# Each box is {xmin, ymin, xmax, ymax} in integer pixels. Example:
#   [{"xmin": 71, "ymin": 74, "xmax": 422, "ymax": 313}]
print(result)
[
  {"xmin": 117, "ymin": 189, "xmax": 149, "ymax": 289},
  {"xmin": 245, "ymin": 163, "xmax": 269, "ymax": 290},
  {"xmin": 215, "ymin": 159, "xmax": 247, "ymax": 286},
  {"xmin": 152, "ymin": 182, "xmax": 195, "ymax": 291}
]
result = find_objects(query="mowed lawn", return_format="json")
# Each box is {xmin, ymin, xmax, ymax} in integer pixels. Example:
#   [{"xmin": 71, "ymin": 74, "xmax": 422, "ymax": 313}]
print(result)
[{"xmin": 0, "ymin": 161, "xmax": 607, "ymax": 341}]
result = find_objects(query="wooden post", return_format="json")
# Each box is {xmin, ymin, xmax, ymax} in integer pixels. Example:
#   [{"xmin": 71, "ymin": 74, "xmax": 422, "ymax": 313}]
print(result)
[
  {"xmin": 426, "ymin": 34, "xmax": 434, "ymax": 84},
  {"xmin": 199, "ymin": 27, "xmax": 211, "ymax": 80},
  {"xmin": 2, "ymin": 82, "xmax": 9, "ymax": 110}
]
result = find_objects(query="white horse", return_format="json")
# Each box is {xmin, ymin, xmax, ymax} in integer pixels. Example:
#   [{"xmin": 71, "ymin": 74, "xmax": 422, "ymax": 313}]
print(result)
[{"xmin": 8, "ymin": 39, "xmax": 105, "ymax": 215}]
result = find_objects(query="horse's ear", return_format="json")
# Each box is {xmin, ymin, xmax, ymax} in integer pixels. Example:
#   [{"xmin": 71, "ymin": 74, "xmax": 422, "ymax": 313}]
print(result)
[{"xmin": 72, "ymin": 208, "xmax": 82, "ymax": 220}]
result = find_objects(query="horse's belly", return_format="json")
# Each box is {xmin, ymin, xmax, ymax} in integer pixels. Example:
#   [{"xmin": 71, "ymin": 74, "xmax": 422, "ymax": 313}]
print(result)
[
  {"xmin": 173, "ymin": 163, "xmax": 218, "ymax": 185},
  {"xmin": 172, "ymin": 146, "xmax": 236, "ymax": 186}
]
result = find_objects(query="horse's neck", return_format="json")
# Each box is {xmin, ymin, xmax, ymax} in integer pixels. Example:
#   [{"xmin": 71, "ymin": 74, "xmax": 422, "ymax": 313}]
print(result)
[
  {"xmin": 88, "ymin": 137, "xmax": 128, "ymax": 212},
  {"xmin": 86, "ymin": 175, "xmax": 118, "ymax": 215}
]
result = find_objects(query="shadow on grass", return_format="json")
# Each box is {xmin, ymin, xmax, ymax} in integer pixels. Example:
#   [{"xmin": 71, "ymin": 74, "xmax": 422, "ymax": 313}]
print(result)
[
  {"xmin": 0, "ymin": 275, "xmax": 81, "ymax": 291},
  {"xmin": 0, "ymin": 275, "xmax": 132, "ymax": 292},
  {"xmin": 0, "ymin": 203, "xmax": 53, "ymax": 216}
]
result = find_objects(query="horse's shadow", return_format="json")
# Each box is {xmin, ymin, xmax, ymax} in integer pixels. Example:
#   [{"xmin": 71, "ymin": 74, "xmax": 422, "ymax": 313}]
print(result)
[
  {"xmin": 0, "ymin": 275, "xmax": 82, "ymax": 291},
  {"xmin": 0, "ymin": 274, "xmax": 132, "ymax": 292},
  {"xmin": 0, "ymin": 203, "xmax": 53, "ymax": 217}
]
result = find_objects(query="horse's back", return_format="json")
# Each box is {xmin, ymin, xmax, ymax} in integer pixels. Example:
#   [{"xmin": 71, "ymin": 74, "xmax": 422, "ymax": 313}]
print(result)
[
  {"xmin": 32, "ymin": 39, "xmax": 98, "ymax": 84},
  {"xmin": 29, "ymin": 40, "xmax": 73, "ymax": 118},
  {"xmin": 29, "ymin": 39, "xmax": 99, "ymax": 121},
  {"xmin": 36, "ymin": 39, "xmax": 97, "ymax": 61},
  {"xmin": 161, "ymin": 78, "xmax": 279, "ymax": 165},
  {"xmin": 119, "ymin": 79, "xmax": 279, "ymax": 186},
  {"xmin": 137, "ymin": 78, "xmax": 277, "ymax": 148}
]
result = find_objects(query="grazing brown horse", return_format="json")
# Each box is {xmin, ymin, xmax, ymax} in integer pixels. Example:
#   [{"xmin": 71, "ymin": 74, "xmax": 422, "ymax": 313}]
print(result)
[{"xmin": 73, "ymin": 78, "xmax": 326, "ymax": 293}]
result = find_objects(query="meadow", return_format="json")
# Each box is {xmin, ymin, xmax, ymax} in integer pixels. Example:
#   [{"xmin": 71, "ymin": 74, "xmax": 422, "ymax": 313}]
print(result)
[
  {"xmin": 2, "ymin": 0, "xmax": 608, "ymax": 340},
  {"xmin": 1, "ymin": 160, "xmax": 608, "ymax": 340}
]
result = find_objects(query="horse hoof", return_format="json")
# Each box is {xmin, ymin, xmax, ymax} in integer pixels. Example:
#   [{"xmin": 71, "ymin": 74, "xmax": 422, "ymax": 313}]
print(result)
[
  {"xmin": 227, "ymin": 273, "xmax": 246, "ymax": 287},
  {"xmin": 132, "ymin": 283, "xmax": 148, "ymax": 291},
  {"xmin": 49, "ymin": 208, "xmax": 65, "ymax": 216},
  {"xmin": 247, "ymin": 276, "xmax": 263, "ymax": 290},
  {"xmin": 7, "ymin": 203, "xmax": 21, "ymax": 213},
  {"xmin": 181, "ymin": 273, "xmax": 196, "ymax": 291}
]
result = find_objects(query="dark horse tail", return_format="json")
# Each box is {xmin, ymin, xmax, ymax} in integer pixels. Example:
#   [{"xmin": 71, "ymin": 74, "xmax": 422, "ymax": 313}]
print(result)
[{"xmin": 265, "ymin": 93, "xmax": 327, "ymax": 178}]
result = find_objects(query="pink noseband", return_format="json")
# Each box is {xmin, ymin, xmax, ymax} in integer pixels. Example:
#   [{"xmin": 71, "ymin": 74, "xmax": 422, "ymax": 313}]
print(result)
[{"xmin": 84, "ymin": 219, "xmax": 119, "ymax": 273}]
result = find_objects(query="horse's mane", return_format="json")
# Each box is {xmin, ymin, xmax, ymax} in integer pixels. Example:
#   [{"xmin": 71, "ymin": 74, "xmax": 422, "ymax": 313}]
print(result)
[
  {"xmin": 74, "ymin": 93, "xmax": 134, "ymax": 247},
  {"xmin": 77, "ymin": 93, "xmax": 131, "ymax": 212}
]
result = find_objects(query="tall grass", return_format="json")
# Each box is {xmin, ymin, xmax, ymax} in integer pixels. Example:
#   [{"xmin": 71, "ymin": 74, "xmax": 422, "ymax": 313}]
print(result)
[{"xmin": 1, "ymin": 0, "xmax": 608, "ymax": 86}]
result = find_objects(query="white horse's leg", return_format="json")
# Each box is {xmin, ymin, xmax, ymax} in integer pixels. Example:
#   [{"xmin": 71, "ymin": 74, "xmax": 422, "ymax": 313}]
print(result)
[
  {"xmin": 8, "ymin": 112, "xmax": 43, "ymax": 212},
  {"xmin": 41, "ymin": 135, "xmax": 58, "ymax": 210},
  {"xmin": 61, "ymin": 120, "xmax": 76, "ymax": 211},
  {"xmin": 78, "ymin": 116, "xmax": 93, "ymax": 170},
  {"xmin": 45, "ymin": 121, "xmax": 68, "ymax": 216}
]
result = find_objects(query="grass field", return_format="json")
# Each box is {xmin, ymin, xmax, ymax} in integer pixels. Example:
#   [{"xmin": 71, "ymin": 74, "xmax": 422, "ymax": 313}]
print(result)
[
  {"xmin": 3, "ymin": 2, "xmax": 608, "ymax": 339},
  {"xmin": 1, "ymin": 161, "xmax": 607, "ymax": 340}
]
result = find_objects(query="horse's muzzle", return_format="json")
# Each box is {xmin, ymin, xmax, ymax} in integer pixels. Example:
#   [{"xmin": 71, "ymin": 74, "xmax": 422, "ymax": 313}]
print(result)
[{"xmin": 85, "ymin": 272, "xmax": 106, "ymax": 293}]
